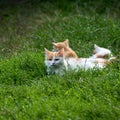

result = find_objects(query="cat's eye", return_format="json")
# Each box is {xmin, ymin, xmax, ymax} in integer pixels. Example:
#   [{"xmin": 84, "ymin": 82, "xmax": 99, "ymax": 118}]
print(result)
[
  {"xmin": 54, "ymin": 58, "xmax": 59, "ymax": 61},
  {"xmin": 49, "ymin": 59, "xmax": 52, "ymax": 61}
]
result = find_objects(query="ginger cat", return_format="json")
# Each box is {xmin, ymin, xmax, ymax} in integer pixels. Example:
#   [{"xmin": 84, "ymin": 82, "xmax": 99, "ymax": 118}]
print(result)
[
  {"xmin": 52, "ymin": 39, "xmax": 78, "ymax": 58},
  {"xmin": 45, "ymin": 48, "xmax": 115, "ymax": 75},
  {"xmin": 53, "ymin": 40, "xmax": 114, "ymax": 60}
]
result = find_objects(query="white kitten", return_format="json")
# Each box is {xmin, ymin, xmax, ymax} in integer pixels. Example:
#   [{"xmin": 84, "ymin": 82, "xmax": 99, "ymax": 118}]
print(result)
[{"xmin": 91, "ymin": 44, "xmax": 113, "ymax": 59}]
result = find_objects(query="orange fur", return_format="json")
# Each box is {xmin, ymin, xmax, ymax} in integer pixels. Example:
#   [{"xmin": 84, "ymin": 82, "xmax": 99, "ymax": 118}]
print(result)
[
  {"xmin": 95, "ymin": 54, "xmax": 109, "ymax": 58},
  {"xmin": 93, "ymin": 57, "xmax": 116, "ymax": 66},
  {"xmin": 94, "ymin": 59, "xmax": 107, "ymax": 66},
  {"xmin": 45, "ymin": 48, "xmax": 64, "ymax": 60},
  {"xmin": 53, "ymin": 39, "xmax": 78, "ymax": 58}
]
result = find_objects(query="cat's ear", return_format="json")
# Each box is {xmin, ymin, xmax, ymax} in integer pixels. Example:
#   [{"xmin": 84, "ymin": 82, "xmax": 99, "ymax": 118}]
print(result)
[
  {"xmin": 58, "ymin": 48, "xmax": 64, "ymax": 57},
  {"xmin": 52, "ymin": 42, "xmax": 57, "ymax": 47},
  {"xmin": 93, "ymin": 44, "xmax": 100, "ymax": 54},
  {"xmin": 44, "ymin": 48, "xmax": 51, "ymax": 57},
  {"xmin": 94, "ymin": 44, "xmax": 98, "ymax": 49},
  {"xmin": 64, "ymin": 39, "xmax": 69, "ymax": 47}
]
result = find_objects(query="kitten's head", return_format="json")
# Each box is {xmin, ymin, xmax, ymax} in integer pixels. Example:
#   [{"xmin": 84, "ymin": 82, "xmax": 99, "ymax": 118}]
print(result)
[
  {"xmin": 52, "ymin": 39, "xmax": 69, "ymax": 51},
  {"xmin": 45, "ymin": 48, "xmax": 65, "ymax": 67}
]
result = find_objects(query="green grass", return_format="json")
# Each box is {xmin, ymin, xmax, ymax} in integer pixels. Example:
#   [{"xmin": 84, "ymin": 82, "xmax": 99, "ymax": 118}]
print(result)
[{"xmin": 0, "ymin": 1, "xmax": 120, "ymax": 119}]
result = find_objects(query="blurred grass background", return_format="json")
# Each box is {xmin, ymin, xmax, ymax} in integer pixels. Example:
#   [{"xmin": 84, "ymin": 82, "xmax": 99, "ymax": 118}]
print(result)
[{"xmin": 0, "ymin": 0, "xmax": 120, "ymax": 57}]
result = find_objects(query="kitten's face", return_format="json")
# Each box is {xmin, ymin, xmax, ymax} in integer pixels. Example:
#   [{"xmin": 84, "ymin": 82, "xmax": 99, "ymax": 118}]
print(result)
[
  {"xmin": 45, "ymin": 48, "xmax": 64, "ymax": 68},
  {"xmin": 52, "ymin": 39, "xmax": 69, "ymax": 51}
]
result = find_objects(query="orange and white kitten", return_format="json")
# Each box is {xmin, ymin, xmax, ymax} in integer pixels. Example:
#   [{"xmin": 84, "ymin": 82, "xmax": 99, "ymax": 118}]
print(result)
[
  {"xmin": 52, "ymin": 39, "xmax": 78, "ymax": 58},
  {"xmin": 45, "ymin": 48, "xmax": 114, "ymax": 75},
  {"xmin": 45, "ymin": 48, "xmax": 68, "ymax": 75}
]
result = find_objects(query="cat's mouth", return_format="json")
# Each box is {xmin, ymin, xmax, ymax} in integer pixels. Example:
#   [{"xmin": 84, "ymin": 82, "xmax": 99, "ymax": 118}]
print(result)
[
  {"xmin": 51, "ymin": 63, "xmax": 56, "ymax": 66},
  {"xmin": 51, "ymin": 63, "xmax": 60, "ymax": 68}
]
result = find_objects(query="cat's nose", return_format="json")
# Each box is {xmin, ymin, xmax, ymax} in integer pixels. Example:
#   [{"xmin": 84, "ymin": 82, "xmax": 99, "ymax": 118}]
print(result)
[{"xmin": 52, "ymin": 63, "xmax": 55, "ymax": 66}]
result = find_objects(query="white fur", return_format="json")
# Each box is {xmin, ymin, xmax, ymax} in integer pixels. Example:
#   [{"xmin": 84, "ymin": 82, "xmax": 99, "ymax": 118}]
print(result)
[
  {"xmin": 45, "ymin": 55, "xmax": 68, "ymax": 75},
  {"xmin": 66, "ymin": 58, "xmax": 104, "ymax": 71},
  {"xmin": 90, "ymin": 44, "xmax": 112, "ymax": 58},
  {"xmin": 45, "ymin": 57, "xmax": 104, "ymax": 75}
]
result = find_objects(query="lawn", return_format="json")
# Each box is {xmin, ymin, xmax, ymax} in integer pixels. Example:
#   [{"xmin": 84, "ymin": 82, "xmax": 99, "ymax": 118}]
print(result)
[{"xmin": 0, "ymin": 0, "xmax": 120, "ymax": 119}]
